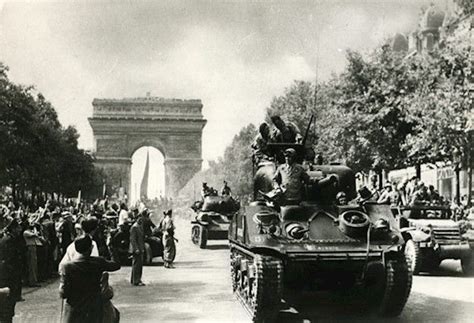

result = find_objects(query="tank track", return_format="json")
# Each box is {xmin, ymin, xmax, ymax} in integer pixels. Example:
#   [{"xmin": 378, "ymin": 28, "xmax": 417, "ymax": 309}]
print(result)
[
  {"xmin": 230, "ymin": 246, "xmax": 283, "ymax": 322},
  {"xmin": 377, "ymin": 256, "xmax": 413, "ymax": 316}
]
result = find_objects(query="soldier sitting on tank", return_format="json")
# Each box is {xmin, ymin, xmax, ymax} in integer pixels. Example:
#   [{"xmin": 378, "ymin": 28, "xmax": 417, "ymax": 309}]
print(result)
[
  {"xmin": 251, "ymin": 122, "xmax": 273, "ymax": 165},
  {"xmin": 272, "ymin": 148, "xmax": 311, "ymax": 205},
  {"xmin": 270, "ymin": 115, "xmax": 302, "ymax": 144}
]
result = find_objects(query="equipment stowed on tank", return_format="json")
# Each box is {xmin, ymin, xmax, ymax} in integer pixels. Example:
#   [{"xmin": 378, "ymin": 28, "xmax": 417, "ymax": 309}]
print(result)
[
  {"xmin": 191, "ymin": 195, "xmax": 240, "ymax": 248},
  {"xmin": 229, "ymin": 142, "xmax": 412, "ymax": 322}
]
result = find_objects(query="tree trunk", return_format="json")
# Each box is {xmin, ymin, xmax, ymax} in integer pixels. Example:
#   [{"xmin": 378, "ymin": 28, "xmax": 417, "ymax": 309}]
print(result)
[
  {"xmin": 468, "ymin": 133, "xmax": 473, "ymax": 207},
  {"xmin": 415, "ymin": 163, "xmax": 421, "ymax": 179}
]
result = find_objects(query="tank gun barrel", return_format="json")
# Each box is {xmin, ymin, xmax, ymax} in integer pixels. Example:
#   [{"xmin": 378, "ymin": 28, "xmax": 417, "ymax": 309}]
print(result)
[
  {"xmin": 316, "ymin": 174, "xmax": 338, "ymax": 188},
  {"xmin": 302, "ymin": 115, "xmax": 314, "ymax": 146}
]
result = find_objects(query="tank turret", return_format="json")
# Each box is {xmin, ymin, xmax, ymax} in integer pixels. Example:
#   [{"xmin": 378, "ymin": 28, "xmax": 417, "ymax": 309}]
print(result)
[{"xmin": 191, "ymin": 194, "xmax": 239, "ymax": 248}]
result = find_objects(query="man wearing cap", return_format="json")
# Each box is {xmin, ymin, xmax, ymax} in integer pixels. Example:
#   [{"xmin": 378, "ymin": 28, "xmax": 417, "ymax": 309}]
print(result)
[
  {"xmin": 129, "ymin": 214, "xmax": 145, "ymax": 286},
  {"xmin": 59, "ymin": 235, "xmax": 120, "ymax": 323},
  {"xmin": 273, "ymin": 148, "xmax": 310, "ymax": 205},
  {"xmin": 0, "ymin": 217, "xmax": 22, "ymax": 323}
]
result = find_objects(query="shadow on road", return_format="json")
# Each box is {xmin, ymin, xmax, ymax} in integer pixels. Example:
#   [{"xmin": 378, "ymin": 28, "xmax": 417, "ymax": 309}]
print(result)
[
  {"xmin": 205, "ymin": 244, "xmax": 229, "ymax": 250},
  {"xmin": 275, "ymin": 287, "xmax": 474, "ymax": 323}
]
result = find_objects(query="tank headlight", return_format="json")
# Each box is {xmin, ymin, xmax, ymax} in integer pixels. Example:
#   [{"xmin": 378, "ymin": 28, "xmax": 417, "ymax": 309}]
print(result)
[
  {"xmin": 286, "ymin": 223, "xmax": 307, "ymax": 240},
  {"xmin": 458, "ymin": 221, "xmax": 469, "ymax": 234},
  {"xmin": 390, "ymin": 233, "xmax": 400, "ymax": 243},
  {"xmin": 373, "ymin": 219, "xmax": 390, "ymax": 232},
  {"xmin": 198, "ymin": 213, "xmax": 209, "ymax": 223},
  {"xmin": 421, "ymin": 227, "xmax": 431, "ymax": 234},
  {"xmin": 268, "ymin": 224, "xmax": 280, "ymax": 236}
]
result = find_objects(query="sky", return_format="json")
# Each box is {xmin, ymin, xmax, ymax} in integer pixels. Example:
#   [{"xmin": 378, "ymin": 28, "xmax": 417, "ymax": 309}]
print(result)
[{"xmin": 0, "ymin": 0, "xmax": 436, "ymax": 169}]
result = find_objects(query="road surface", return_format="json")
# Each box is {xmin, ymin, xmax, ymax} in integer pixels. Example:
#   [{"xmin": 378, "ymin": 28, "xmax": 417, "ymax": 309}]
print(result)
[{"xmin": 14, "ymin": 216, "xmax": 474, "ymax": 323}]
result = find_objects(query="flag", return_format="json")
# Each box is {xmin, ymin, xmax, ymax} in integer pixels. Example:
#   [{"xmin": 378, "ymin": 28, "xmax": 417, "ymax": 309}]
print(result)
[{"xmin": 140, "ymin": 150, "xmax": 150, "ymax": 200}]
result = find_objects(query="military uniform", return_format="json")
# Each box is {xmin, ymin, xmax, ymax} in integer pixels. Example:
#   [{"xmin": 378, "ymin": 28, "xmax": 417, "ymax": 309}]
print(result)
[{"xmin": 273, "ymin": 162, "xmax": 310, "ymax": 204}]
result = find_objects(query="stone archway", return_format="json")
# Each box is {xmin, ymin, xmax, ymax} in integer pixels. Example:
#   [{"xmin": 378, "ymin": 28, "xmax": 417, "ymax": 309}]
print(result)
[{"xmin": 88, "ymin": 96, "xmax": 206, "ymax": 198}]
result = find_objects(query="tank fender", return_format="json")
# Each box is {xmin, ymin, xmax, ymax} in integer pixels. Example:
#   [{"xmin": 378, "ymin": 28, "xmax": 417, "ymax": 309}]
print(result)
[{"xmin": 402, "ymin": 228, "xmax": 430, "ymax": 242}]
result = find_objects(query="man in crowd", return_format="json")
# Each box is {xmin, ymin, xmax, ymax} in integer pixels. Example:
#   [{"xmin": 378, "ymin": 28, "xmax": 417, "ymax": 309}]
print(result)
[
  {"xmin": 410, "ymin": 182, "xmax": 429, "ymax": 206},
  {"xmin": 0, "ymin": 217, "xmax": 22, "ymax": 323},
  {"xmin": 59, "ymin": 217, "xmax": 99, "ymax": 275},
  {"xmin": 58, "ymin": 212, "xmax": 75, "ymax": 258},
  {"xmin": 427, "ymin": 185, "xmax": 441, "ymax": 204},
  {"xmin": 59, "ymin": 235, "xmax": 120, "ymax": 323},
  {"xmin": 110, "ymin": 222, "xmax": 130, "ymax": 265},
  {"xmin": 38, "ymin": 210, "xmax": 58, "ymax": 278},
  {"xmin": 405, "ymin": 176, "xmax": 419, "ymax": 202},
  {"xmin": 160, "ymin": 209, "xmax": 176, "ymax": 269},
  {"xmin": 118, "ymin": 203, "xmax": 129, "ymax": 226},
  {"xmin": 23, "ymin": 221, "xmax": 43, "ymax": 287},
  {"xmin": 129, "ymin": 214, "xmax": 145, "ymax": 286}
]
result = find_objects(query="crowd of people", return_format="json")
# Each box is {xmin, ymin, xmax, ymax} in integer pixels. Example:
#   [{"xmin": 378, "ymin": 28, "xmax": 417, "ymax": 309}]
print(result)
[{"xmin": 0, "ymin": 196, "xmax": 176, "ymax": 323}]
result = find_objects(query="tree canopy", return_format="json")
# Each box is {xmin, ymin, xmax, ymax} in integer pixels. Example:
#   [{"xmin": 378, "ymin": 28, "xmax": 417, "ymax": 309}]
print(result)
[
  {"xmin": 189, "ymin": 9, "xmax": 471, "ymax": 200},
  {"xmin": 0, "ymin": 63, "xmax": 102, "ymax": 204}
]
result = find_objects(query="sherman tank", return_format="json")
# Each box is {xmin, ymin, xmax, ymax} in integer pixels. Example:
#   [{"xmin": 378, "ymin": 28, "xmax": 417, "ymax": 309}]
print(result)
[
  {"xmin": 229, "ymin": 142, "xmax": 412, "ymax": 322},
  {"xmin": 191, "ymin": 195, "xmax": 240, "ymax": 248}
]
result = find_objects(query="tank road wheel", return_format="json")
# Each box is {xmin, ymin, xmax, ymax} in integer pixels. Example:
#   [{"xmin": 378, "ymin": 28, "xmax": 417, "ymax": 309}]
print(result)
[
  {"xmin": 191, "ymin": 225, "xmax": 200, "ymax": 245},
  {"xmin": 405, "ymin": 239, "xmax": 422, "ymax": 274},
  {"xmin": 461, "ymin": 255, "xmax": 474, "ymax": 276},
  {"xmin": 376, "ymin": 256, "xmax": 412, "ymax": 317},
  {"xmin": 191, "ymin": 225, "xmax": 208, "ymax": 248},
  {"xmin": 234, "ymin": 253, "xmax": 283, "ymax": 323}
]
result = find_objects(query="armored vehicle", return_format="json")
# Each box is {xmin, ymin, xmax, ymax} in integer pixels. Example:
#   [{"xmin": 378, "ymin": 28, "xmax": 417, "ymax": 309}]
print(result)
[
  {"xmin": 229, "ymin": 143, "xmax": 412, "ymax": 322},
  {"xmin": 191, "ymin": 195, "xmax": 240, "ymax": 248},
  {"xmin": 395, "ymin": 205, "xmax": 474, "ymax": 275}
]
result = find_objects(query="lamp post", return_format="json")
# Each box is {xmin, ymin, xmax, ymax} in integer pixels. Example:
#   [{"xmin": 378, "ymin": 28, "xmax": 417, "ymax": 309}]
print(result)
[{"xmin": 452, "ymin": 147, "xmax": 462, "ymax": 205}]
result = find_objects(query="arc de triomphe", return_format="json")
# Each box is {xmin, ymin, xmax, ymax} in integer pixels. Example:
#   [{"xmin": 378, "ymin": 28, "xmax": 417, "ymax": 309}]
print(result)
[{"xmin": 88, "ymin": 96, "xmax": 206, "ymax": 198}]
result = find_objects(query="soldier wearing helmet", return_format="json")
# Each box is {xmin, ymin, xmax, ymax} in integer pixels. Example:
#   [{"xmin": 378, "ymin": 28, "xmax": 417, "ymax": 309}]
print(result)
[{"xmin": 336, "ymin": 192, "xmax": 348, "ymax": 205}]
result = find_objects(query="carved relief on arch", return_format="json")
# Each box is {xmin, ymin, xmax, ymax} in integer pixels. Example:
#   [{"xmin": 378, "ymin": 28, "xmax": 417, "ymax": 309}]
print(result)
[{"xmin": 96, "ymin": 138, "xmax": 126, "ymax": 156}]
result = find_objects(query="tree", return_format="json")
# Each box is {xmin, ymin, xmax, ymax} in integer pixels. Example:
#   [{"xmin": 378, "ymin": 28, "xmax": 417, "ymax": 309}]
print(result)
[{"xmin": 0, "ymin": 62, "xmax": 99, "ymax": 204}]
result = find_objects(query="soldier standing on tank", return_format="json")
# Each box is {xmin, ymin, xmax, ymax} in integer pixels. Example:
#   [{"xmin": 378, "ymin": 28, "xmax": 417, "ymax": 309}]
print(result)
[
  {"xmin": 270, "ymin": 115, "xmax": 302, "ymax": 143},
  {"xmin": 273, "ymin": 148, "xmax": 310, "ymax": 205},
  {"xmin": 221, "ymin": 181, "xmax": 232, "ymax": 196},
  {"xmin": 201, "ymin": 182, "xmax": 212, "ymax": 199},
  {"xmin": 251, "ymin": 122, "xmax": 272, "ymax": 164}
]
